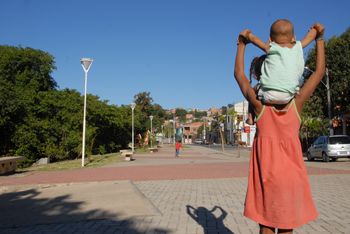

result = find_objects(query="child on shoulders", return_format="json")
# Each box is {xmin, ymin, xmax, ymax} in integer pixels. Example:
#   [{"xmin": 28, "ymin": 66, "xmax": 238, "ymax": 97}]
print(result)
[{"xmin": 240, "ymin": 19, "xmax": 322, "ymax": 124}]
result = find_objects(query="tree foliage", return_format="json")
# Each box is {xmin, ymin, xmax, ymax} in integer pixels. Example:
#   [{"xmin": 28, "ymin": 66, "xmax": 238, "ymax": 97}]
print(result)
[
  {"xmin": 0, "ymin": 46, "xmax": 56, "ymax": 157},
  {"xmin": 175, "ymin": 108, "xmax": 187, "ymax": 122},
  {"xmin": 133, "ymin": 91, "xmax": 166, "ymax": 134},
  {"xmin": 303, "ymin": 27, "xmax": 350, "ymax": 136},
  {"xmin": 194, "ymin": 110, "xmax": 207, "ymax": 118},
  {"xmin": 134, "ymin": 92, "xmax": 153, "ymax": 115},
  {"xmin": 0, "ymin": 46, "xmax": 167, "ymax": 165}
]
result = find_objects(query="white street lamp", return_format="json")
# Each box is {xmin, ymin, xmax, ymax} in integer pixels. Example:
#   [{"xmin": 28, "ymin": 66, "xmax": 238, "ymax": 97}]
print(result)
[
  {"xmin": 173, "ymin": 115, "xmax": 176, "ymax": 144},
  {"xmin": 130, "ymin": 103, "xmax": 136, "ymax": 153},
  {"xmin": 203, "ymin": 120, "xmax": 206, "ymax": 143},
  {"xmin": 180, "ymin": 124, "xmax": 184, "ymax": 144},
  {"xmin": 304, "ymin": 67, "xmax": 332, "ymax": 135},
  {"xmin": 169, "ymin": 119, "xmax": 174, "ymax": 144},
  {"xmin": 149, "ymin": 115, "xmax": 153, "ymax": 148},
  {"xmin": 161, "ymin": 124, "xmax": 164, "ymax": 145},
  {"xmin": 208, "ymin": 121, "xmax": 212, "ymax": 147},
  {"xmin": 80, "ymin": 58, "xmax": 93, "ymax": 167}
]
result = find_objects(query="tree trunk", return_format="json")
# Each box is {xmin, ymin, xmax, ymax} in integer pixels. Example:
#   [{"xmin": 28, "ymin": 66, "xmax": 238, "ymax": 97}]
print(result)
[{"xmin": 219, "ymin": 129, "xmax": 225, "ymax": 153}]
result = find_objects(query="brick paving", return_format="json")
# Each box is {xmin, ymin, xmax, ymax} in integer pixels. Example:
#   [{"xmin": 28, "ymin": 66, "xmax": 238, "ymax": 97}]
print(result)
[{"xmin": 1, "ymin": 144, "xmax": 350, "ymax": 233}]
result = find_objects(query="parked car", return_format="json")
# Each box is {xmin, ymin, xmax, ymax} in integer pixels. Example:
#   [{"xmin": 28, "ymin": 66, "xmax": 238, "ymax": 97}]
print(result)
[
  {"xmin": 194, "ymin": 139, "xmax": 203, "ymax": 144},
  {"xmin": 307, "ymin": 135, "xmax": 350, "ymax": 162}
]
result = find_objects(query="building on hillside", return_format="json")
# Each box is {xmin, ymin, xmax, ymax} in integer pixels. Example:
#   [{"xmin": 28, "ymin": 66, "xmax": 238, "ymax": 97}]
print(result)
[
  {"xmin": 183, "ymin": 122, "xmax": 203, "ymax": 144},
  {"xmin": 185, "ymin": 113, "xmax": 194, "ymax": 123},
  {"xmin": 207, "ymin": 107, "xmax": 221, "ymax": 117},
  {"xmin": 227, "ymin": 100, "xmax": 256, "ymax": 147},
  {"xmin": 196, "ymin": 108, "xmax": 207, "ymax": 113}
]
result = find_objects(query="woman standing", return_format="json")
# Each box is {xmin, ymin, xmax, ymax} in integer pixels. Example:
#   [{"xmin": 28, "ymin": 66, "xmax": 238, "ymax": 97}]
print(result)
[{"xmin": 234, "ymin": 23, "xmax": 325, "ymax": 234}]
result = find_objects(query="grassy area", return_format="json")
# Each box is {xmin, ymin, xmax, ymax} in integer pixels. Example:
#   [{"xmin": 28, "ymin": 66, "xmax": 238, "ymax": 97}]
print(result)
[
  {"xmin": 134, "ymin": 146, "xmax": 167, "ymax": 153},
  {"xmin": 19, "ymin": 153, "xmax": 124, "ymax": 172},
  {"xmin": 134, "ymin": 147, "xmax": 151, "ymax": 153},
  {"xmin": 18, "ymin": 145, "xmax": 173, "ymax": 172}
]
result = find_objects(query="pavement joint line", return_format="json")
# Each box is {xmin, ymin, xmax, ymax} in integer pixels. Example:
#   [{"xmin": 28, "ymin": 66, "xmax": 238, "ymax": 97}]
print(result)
[{"xmin": 129, "ymin": 180, "xmax": 163, "ymax": 217}]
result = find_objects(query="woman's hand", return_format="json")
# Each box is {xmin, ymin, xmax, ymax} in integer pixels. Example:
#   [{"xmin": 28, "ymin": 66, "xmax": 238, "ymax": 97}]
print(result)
[
  {"xmin": 295, "ymin": 24, "xmax": 325, "ymax": 112},
  {"xmin": 237, "ymin": 29, "xmax": 251, "ymax": 45},
  {"xmin": 313, "ymin": 23, "xmax": 325, "ymax": 39}
]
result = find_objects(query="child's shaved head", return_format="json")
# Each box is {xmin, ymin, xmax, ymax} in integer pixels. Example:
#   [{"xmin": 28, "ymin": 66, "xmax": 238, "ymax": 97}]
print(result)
[{"xmin": 270, "ymin": 19, "xmax": 295, "ymax": 43}]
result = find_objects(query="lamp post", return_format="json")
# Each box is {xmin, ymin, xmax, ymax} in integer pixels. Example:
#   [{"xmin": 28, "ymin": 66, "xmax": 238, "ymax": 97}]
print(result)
[
  {"xmin": 173, "ymin": 115, "xmax": 176, "ymax": 144},
  {"xmin": 180, "ymin": 124, "xmax": 184, "ymax": 144},
  {"xmin": 208, "ymin": 121, "xmax": 211, "ymax": 147},
  {"xmin": 203, "ymin": 120, "xmax": 206, "ymax": 144},
  {"xmin": 161, "ymin": 124, "xmax": 164, "ymax": 145},
  {"xmin": 220, "ymin": 122, "xmax": 225, "ymax": 153},
  {"xmin": 149, "ymin": 115, "xmax": 153, "ymax": 148},
  {"xmin": 304, "ymin": 67, "xmax": 332, "ymax": 135},
  {"xmin": 130, "ymin": 103, "xmax": 136, "ymax": 153},
  {"xmin": 80, "ymin": 58, "xmax": 93, "ymax": 167},
  {"xmin": 169, "ymin": 119, "xmax": 174, "ymax": 144}
]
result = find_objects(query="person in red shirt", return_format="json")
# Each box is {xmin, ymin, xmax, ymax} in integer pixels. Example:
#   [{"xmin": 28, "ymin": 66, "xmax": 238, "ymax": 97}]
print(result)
[{"xmin": 175, "ymin": 140, "xmax": 182, "ymax": 157}]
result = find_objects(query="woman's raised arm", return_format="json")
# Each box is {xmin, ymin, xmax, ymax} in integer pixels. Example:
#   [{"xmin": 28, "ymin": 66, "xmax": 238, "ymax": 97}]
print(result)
[
  {"xmin": 295, "ymin": 23, "xmax": 326, "ymax": 113},
  {"xmin": 234, "ymin": 36, "xmax": 262, "ymax": 113}
]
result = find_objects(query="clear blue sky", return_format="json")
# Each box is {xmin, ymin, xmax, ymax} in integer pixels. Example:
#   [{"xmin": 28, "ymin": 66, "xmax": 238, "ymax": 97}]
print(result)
[{"xmin": 1, "ymin": 0, "xmax": 349, "ymax": 109}]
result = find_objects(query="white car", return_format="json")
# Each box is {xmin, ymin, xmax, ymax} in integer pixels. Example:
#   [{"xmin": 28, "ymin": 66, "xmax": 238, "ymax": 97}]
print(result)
[{"xmin": 307, "ymin": 135, "xmax": 350, "ymax": 162}]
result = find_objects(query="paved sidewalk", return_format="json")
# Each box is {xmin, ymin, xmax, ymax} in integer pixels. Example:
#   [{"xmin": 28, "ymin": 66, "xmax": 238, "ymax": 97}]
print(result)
[{"xmin": 1, "ymin": 145, "xmax": 350, "ymax": 233}]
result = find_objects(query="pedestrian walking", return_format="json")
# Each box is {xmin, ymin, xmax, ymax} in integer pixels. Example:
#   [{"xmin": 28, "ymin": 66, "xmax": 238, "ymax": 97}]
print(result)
[{"xmin": 175, "ymin": 140, "xmax": 182, "ymax": 157}]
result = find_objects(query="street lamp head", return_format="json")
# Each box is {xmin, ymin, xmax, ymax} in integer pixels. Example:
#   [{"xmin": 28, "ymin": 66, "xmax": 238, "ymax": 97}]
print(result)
[
  {"xmin": 81, "ymin": 58, "xmax": 93, "ymax": 72},
  {"xmin": 149, "ymin": 115, "xmax": 153, "ymax": 121},
  {"xmin": 130, "ymin": 102, "xmax": 136, "ymax": 110}
]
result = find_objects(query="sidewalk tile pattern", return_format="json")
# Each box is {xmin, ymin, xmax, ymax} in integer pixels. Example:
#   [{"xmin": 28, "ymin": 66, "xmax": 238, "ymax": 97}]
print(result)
[{"xmin": 1, "ymin": 145, "xmax": 350, "ymax": 233}]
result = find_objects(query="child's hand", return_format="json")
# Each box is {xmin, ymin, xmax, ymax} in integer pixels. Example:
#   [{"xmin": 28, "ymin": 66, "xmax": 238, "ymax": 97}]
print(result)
[
  {"xmin": 308, "ymin": 26, "xmax": 317, "ymax": 39},
  {"xmin": 312, "ymin": 23, "xmax": 325, "ymax": 39}
]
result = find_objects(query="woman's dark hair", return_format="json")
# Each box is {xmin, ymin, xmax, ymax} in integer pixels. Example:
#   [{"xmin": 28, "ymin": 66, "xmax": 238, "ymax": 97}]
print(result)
[{"xmin": 249, "ymin": 55, "xmax": 266, "ymax": 83}]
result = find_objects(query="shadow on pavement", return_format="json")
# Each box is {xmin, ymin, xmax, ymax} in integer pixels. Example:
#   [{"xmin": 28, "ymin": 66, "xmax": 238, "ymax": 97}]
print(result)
[
  {"xmin": 186, "ymin": 205, "xmax": 235, "ymax": 234},
  {"xmin": 0, "ymin": 188, "xmax": 169, "ymax": 233}
]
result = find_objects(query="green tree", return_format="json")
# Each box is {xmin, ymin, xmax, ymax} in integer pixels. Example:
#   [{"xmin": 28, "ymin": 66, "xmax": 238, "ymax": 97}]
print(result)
[
  {"xmin": 300, "ymin": 116, "xmax": 328, "ymax": 151},
  {"xmin": 134, "ymin": 91, "xmax": 153, "ymax": 115},
  {"xmin": 194, "ymin": 110, "xmax": 207, "ymax": 119},
  {"xmin": 304, "ymin": 28, "xmax": 350, "ymax": 123},
  {"xmin": 13, "ymin": 89, "xmax": 82, "ymax": 162},
  {"xmin": 0, "ymin": 46, "xmax": 56, "ymax": 157},
  {"xmin": 0, "ymin": 79, "xmax": 24, "ymax": 154},
  {"xmin": 133, "ymin": 91, "xmax": 153, "ymax": 134},
  {"xmin": 0, "ymin": 46, "xmax": 170, "ymax": 164},
  {"xmin": 227, "ymin": 109, "xmax": 237, "ymax": 118},
  {"xmin": 133, "ymin": 91, "xmax": 166, "ymax": 144},
  {"xmin": 175, "ymin": 108, "xmax": 187, "ymax": 122}
]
